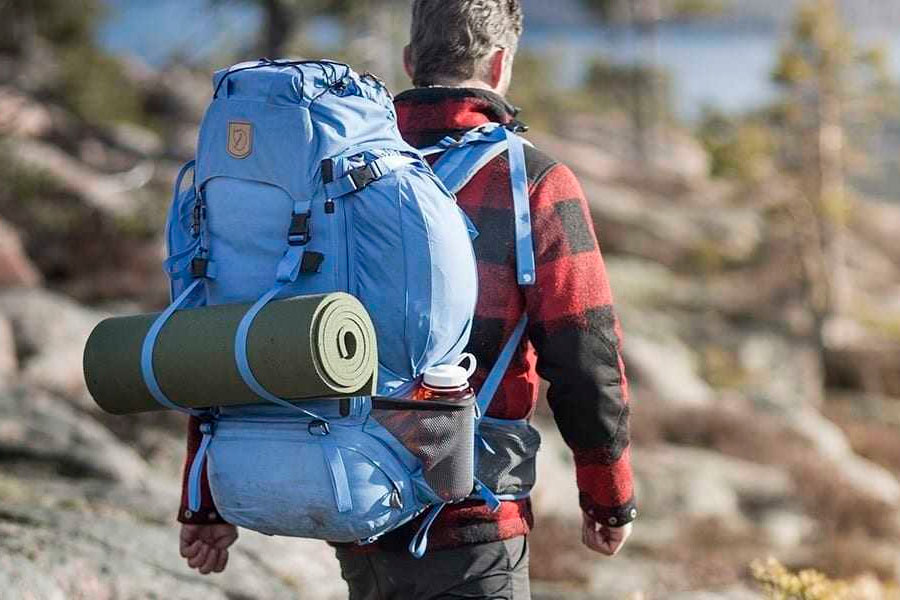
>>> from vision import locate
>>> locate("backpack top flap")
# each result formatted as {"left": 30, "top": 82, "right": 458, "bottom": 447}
{"left": 196, "top": 60, "right": 415, "bottom": 204}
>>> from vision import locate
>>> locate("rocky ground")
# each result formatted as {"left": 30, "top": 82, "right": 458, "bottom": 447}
{"left": 2, "top": 62, "right": 900, "bottom": 599}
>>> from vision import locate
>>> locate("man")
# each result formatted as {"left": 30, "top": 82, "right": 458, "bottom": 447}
{"left": 178, "top": 0, "right": 635, "bottom": 595}
{"left": 335, "top": 1, "right": 635, "bottom": 597}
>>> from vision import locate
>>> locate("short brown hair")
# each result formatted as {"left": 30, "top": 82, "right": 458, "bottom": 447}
{"left": 409, "top": 0, "right": 524, "bottom": 87}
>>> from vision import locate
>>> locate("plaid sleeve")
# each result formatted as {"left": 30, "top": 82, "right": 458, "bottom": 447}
{"left": 524, "top": 162, "right": 637, "bottom": 528}
{"left": 178, "top": 416, "right": 227, "bottom": 525}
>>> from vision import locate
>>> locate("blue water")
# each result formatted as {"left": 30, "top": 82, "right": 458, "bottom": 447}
{"left": 96, "top": 1, "right": 900, "bottom": 121}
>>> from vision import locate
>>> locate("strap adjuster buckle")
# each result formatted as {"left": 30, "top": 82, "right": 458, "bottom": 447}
{"left": 288, "top": 211, "right": 311, "bottom": 246}
{"left": 348, "top": 164, "right": 379, "bottom": 191}
{"left": 308, "top": 419, "right": 330, "bottom": 436}
{"left": 190, "top": 256, "right": 209, "bottom": 278}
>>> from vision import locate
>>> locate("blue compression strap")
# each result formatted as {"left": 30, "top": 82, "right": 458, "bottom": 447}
{"left": 324, "top": 155, "right": 417, "bottom": 199}
{"left": 233, "top": 199, "right": 327, "bottom": 421}
{"left": 234, "top": 282, "right": 326, "bottom": 421}
{"left": 476, "top": 314, "right": 528, "bottom": 418}
{"left": 140, "top": 279, "right": 205, "bottom": 416}
{"left": 187, "top": 421, "right": 214, "bottom": 512}
{"left": 409, "top": 503, "right": 446, "bottom": 558}
{"left": 505, "top": 130, "right": 536, "bottom": 286}
{"left": 321, "top": 437, "right": 353, "bottom": 514}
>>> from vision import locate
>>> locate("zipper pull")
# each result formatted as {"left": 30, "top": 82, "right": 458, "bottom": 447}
{"left": 325, "top": 199, "right": 335, "bottom": 214}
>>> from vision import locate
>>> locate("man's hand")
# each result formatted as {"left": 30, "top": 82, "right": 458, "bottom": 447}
{"left": 581, "top": 512, "right": 632, "bottom": 557}
{"left": 180, "top": 524, "right": 238, "bottom": 575}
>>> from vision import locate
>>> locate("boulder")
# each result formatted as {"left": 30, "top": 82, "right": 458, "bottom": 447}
{"left": 787, "top": 407, "right": 900, "bottom": 506}
{"left": 739, "top": 332, "right": 825, "bottom": 410}
{"left": 633, "top": 446, "right": 795, "bottom": 523}
{"left": 0, "top": 505, "right": 310, "bottom": 600}
{"left": 622, "top": 331, "right": 715, "bottom": 409}
{"left": 0, "top": 388, "right": 150, "bottom": 487}
{"left": 0, "top": 288, "right": 107, "bottom": 400}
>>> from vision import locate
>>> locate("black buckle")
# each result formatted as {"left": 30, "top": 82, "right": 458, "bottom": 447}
{"left": 308, "top": 419, "right": 330, "bottom": 436}
{"left": 348, "top": 164, "right": 378, "bottom": 191}
{"left": 506, "top": 119, "right": 529, "bottom": 133}
{"left": 190, "top": 256, "right": 209, "bottom": 278}
{"left": 288, "top": 212, "right": 311, "bottom": 246}
{"left": 300, "top": 251, "right": 325, "bottom": 273}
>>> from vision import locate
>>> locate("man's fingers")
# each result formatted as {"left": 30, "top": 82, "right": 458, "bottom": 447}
{"left": 180, "top": 525, "right": 199, "bottom": 544}
{"left": 582, "top": 524, "right": 614, "bottom": 556}
{"left": 181, "top": 539, "right": 203, "bottom": 559}
{"left": 213, "top": 550, "right": 229, "bottom": 573}
{"left": 212, "top": 530, "right": 238, "bottom": 550}
{"left": 188, "top": 544, "right": 211, "bottom": 569}
{"left": 198, "top": 549, "right": 221, "bottom": 575}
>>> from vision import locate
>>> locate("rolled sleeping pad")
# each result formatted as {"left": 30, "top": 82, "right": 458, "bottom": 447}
{"left": 83, "top": 293, "right": 378, "bottom": 414}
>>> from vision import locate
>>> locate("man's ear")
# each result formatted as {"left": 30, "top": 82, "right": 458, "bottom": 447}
{"left": 403, "top": 45, "right": 415, "bottom": 82}
{"left": 487, "top": 48, "right": 509, "bottom": 92}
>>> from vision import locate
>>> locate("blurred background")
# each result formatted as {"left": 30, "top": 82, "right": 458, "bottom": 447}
{"left": 2, "top": 0, "right": 900, "bottom": 598}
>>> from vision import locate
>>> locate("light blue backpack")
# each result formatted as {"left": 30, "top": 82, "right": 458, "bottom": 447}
{"left": 150, "top": 60, "right": 540, "bottom": 557}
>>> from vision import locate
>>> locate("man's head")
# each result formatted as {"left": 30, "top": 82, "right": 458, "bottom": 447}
{"left": 405, "top": 0, "right": 523, "bottom": 96}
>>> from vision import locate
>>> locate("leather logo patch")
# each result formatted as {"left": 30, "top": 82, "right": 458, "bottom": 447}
{"left": 227, "top": 121, "right": 252, "bottom": 159}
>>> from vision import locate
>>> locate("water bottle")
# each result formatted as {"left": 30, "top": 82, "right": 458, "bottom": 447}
{"left": 412, "top": 353, "right": 477, "bottom": 404}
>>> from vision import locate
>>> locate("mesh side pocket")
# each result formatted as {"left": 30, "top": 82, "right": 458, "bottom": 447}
{"left": 371, "top": 398, "right": 475, "bottom": 502}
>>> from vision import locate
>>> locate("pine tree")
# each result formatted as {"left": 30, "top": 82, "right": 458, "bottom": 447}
{"left": 772, "top": 0, "right": 889, "bottom": 352}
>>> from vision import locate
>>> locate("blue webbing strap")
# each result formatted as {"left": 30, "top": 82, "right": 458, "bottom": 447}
{"left": 321, "top": 437, "right": 353, "bottom": 514}
{"left": 473, "top": 478, "right": 502, "bottom": 512}
{"left": 140, "top": 279, "right": 206, "bottom": 417}
{"left": 432, "top": 138, "right": 509, "bottom": 194}
{"left": 476, "top": 314, "right": 529, "bottom": 418}
{"left": 504, "top": 130, "right": 536, "bottom": 286}
{"left": 187, "top": 420, "right": 214, "bottom": 512}
{"left": 163, "top": 240, "right": 200, "bottom": 282}
{"left": 324, "top": 155, "right": 417, "bottom": 199}
{"left": 233, "top": 198, "right": 326, "bottom": 422}
{"left": 165, "top": 161, "right": 199, "bottom": 290}
{"left": 409, "top": 502, "right": 446, "bottom": 559}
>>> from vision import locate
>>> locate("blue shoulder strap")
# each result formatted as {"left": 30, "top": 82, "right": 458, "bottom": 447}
{"left": 476, "top": 314, "right": 528, "bottom": 418}
{"left": 430, "top": 126, "right": 536, "bottom": 286}
{"left": 425, "top": 123, "right": 537, "bottom": 419}
{"left": 504, "top": 130, "right": 536, "bottom": 286}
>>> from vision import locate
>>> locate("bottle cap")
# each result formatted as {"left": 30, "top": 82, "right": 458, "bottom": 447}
{"left": 423, "top": 353, "right": 477, "bottom": 390}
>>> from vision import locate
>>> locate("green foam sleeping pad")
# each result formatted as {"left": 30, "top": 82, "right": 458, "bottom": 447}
{"left": 83, "top": 293, "right": 378, "bottom": 415}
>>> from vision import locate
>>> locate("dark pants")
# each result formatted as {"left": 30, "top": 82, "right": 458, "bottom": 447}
{"left": 335, "top": 536, "right": 531, "bottom": 600}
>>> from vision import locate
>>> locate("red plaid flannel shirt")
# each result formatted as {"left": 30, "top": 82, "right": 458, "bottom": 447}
{"left": 178, "top": 87, "right": 636, "bottom": 550}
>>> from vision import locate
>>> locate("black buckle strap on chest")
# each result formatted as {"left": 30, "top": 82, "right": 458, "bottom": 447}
{"left": 288, "top": 211, "right": 311, "bottom": 246}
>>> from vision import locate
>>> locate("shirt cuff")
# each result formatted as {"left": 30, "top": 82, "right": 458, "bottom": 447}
{"left": 177, "top": 507, "right": 229, "bottom": 525}
{"left": 579, "top": 492, "right": 637, "bottom": 528}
